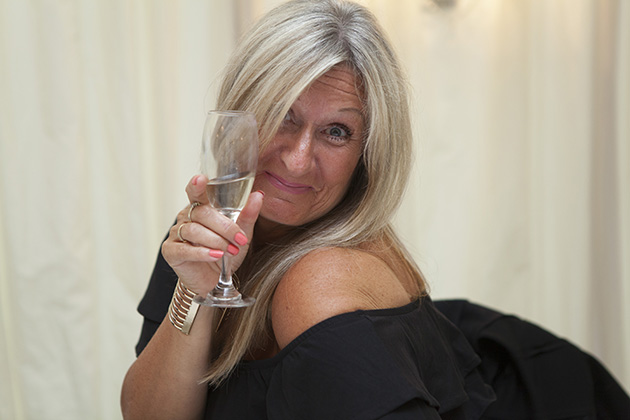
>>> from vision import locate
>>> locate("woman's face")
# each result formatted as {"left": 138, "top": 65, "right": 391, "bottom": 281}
{"left": 253, "top": 65, "right": 365, "bottom": 231}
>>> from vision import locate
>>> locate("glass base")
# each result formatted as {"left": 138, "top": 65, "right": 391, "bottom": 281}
{"left": 193, "top": 289, "right": 255, "bottom": 308}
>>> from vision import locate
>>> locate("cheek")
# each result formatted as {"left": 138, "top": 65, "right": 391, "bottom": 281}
{"left": 256, "top": 150, "right": 270, "bottom": 168}
{"left": 338, "top": 148, "right": 362, "bottom": 180}
{"left": 256, "top": 142, "right": 280, "bottom": 169}
{"left": 330, "top": 167, "right": 354, "bottom": 190}
{"left": 325, "top": 154, "right": 361, "bottom": 194}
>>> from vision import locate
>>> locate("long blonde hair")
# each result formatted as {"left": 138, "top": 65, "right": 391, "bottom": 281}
{"left": 204, "top": 0, "right": 425, "bottom": 385}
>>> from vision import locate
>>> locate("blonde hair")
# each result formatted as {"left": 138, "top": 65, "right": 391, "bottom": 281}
{"left": 204, "top": 0, "right": 425, "bottom": 385}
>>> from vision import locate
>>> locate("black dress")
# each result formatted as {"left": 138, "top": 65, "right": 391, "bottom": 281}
{"left": 203, "top": 298, "right": 496, "bottom": 419}
{"left": 434, "top": 300, "right": 630, "bottom": 419}
{"left": 135, "top": 246, "right": 630, "bottom": 419}
{"left": 135, "top": 249, "right": 495, "bottom": 419}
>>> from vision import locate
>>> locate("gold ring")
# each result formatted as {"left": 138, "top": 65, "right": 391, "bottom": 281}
{"left": 177, "top": 223, "right": 188, "bottom": 243}
{"left": 188, "top": 202, "right": 201, "bottom": 222}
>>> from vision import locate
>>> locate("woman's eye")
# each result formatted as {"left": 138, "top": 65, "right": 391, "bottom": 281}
{"left": 324, "top": 125, "right": 351, "bottom": 141}
{"left": 279, "top": 112, "right": 295, "bottom": 132}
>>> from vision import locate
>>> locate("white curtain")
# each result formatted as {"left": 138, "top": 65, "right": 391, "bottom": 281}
{"left": 0, "top": 0, "right": 627, "bottom": 418}
{"left": 389, "top": 0, "right": 630, "bottom": 396}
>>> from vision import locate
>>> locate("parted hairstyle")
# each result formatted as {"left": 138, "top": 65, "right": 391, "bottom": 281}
{"left": 204, "top": 0, "right": 426, "bottom": 385}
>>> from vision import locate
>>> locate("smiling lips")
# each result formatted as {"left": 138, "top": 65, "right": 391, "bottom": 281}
{"left": 264, "top": 171, "right": 313, "bottom": 194}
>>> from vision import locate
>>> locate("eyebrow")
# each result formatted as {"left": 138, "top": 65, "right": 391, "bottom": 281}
{"left": 338, "top": 107, "right": 365, "bottom": 123}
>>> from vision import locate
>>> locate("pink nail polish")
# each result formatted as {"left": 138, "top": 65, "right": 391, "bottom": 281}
{"left": 256, "top": 190, "right": 265, "bottom": 197}
{"left": 192, "top": 175, "right": 201, "bottom": 186}
{"left": 234, "top": 232, "right": 248, "bottom": 246}
{"left": 227, "top": 244, "right": 239, "bottom": 256}
{"left": 209, "top": 249, "right": 224, "bottom": 258}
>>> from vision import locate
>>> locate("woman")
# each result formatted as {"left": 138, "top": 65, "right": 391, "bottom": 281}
{"left": 121, "top": 0, "right": 495, "bottom": 419}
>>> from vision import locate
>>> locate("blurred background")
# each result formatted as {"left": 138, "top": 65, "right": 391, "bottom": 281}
{"left": 1, "top": 0, "right": 628, "bottom": 418}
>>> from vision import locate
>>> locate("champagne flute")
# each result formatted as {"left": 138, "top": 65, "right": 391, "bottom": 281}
{"left": 193, "top": 110, "right": 258, "bottom": 308}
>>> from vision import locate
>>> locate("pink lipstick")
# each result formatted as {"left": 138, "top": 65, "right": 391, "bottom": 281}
{"left": 264, "top": 171, "right": 312, "bottom": 194}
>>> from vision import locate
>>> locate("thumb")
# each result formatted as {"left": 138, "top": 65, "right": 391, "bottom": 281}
{"left": 237, "top": 190, "right": 264, "bottom": 240}
{"left": 185, "top": 174, "right": 210, "bottom": 205}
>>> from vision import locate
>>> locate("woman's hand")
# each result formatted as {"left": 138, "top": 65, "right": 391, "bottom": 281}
{"left": 161, "top": 174, "right": 264, "bottom": 295}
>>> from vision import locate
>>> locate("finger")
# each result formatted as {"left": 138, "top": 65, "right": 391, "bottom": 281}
{"left": 178, "top": 219, "right": 244, "bottom": 257}
{"left": 183, "top": 203, "right": 243, "bottom": 249}
{"left": 163, "top": 229, "right": 225, "bottom": 263}
{"left": 185, "top": 174, "right": 209, "bottom": 205}
{"left": 236, "top": 190, "right": 265, "bottom": 244}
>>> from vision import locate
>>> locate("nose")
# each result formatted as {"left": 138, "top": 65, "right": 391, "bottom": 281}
{"left": 280, "top": 128, "right": 315, "bottom": 176}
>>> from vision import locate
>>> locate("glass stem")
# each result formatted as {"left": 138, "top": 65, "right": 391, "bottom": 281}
{"left": 217, "top": 255, "right": 234, "bottom": 290}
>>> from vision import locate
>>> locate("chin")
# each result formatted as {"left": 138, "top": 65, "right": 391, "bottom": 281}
{"left": 260, "top": 212, "right": 305, "bottom": 228}
{"left": 258, "top": 197, "right": 302, "bottom": 225}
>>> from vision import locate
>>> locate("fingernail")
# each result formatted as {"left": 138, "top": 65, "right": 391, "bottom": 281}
{"left": 209, "top": 249, "right": 224, "bottom": 258}
{"left": 256, "top": 190, "right": 265, "bottom": 197}
{"left": 234, "top": 232, "right": 248, "bottom": 246}
{"left": 227, "top": 244, "right": 239, "bottom": 256}
{"left": 192, "top": 175, "right": 201, "bottom": 186}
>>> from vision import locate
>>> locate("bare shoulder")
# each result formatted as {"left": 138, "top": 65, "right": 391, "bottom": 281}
{"left": 271, "top": 247, "right": 410, "bottom": 349}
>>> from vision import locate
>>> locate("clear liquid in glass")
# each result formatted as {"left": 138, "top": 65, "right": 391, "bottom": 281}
{"left": 205, "top": 171, "right": 255, "bottom": 222}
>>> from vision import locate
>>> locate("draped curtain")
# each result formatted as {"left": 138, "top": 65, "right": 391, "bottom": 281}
{"left": 0, "top": 0, "right": 627, "bottom": 418}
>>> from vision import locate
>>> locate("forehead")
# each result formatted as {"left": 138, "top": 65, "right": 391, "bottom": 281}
{"left": 312, "top": 65, "right": 361, "bottom": 97}
{"left": 296, "top": 65, "right": 365, "bottom": 118}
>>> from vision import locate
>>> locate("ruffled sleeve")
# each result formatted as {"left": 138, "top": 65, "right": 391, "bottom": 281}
{"left": 248, "top": 298, "right": 495, "bottom": 420}
{"left": 265, "top": 314, "right": 441, "bottom": 419}
{"left": 366, "top": 299, "right": 496, "bottom": 418}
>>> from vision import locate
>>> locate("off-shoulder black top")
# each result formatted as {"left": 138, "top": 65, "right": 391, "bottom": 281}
{"left": 135, "top": 247, "right": 630, "bottom": 418}
{"left": 135, "top": 250, "right": 496, "bottom": 419}
{"left": 202, "top": 297, "right": 496, "bottom": 419}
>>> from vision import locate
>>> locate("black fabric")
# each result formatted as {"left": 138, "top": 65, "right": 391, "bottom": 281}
{"left": 135, "top": 238, "right": 178, "bottom": 356}
{"left": 205, "top": 298, "right": 495, "bottom": 420}
{"left": 434, "top": 300, "right": 630, "bottom": 420}
{"left": 134, "top": 244, "right": 630, "bottom": 419}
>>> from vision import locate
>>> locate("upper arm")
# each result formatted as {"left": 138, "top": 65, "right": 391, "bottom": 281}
{"left": 271, "top": 247, "right": 410, "bottom": 349}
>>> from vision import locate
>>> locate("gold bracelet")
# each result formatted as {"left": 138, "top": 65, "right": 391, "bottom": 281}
{"left": 168, "top": 280, "right": 200, "bottom": 335}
